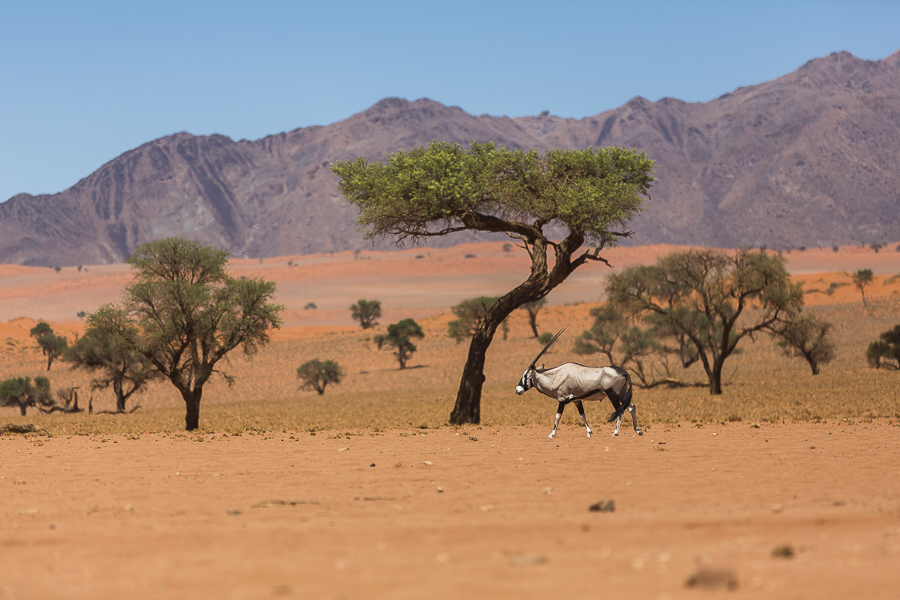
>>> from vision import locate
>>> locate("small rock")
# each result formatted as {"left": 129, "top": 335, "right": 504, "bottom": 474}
{"left": 771, "top": 544, "right": 795, "bottom": 559}
{"left": 685, "top": 567, "right": 738, "bottom": 590}
{"left": 589, "top": 499, "right": 615, "bottom": 512}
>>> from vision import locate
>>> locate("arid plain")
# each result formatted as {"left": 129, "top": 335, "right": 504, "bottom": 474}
{"left": 2, "top": 242, "right": 900, "bottom": 599}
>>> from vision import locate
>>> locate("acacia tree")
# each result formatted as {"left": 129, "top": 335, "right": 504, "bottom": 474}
{"left": 768, "top": 312, "right": 836, "bottom": 375}
{"left": 350, "top": 299, "right": 382, "bottom": 329}
{"left": 605, "top": 248, "right": 804, "bottom": 394}
{"left": 297, "top": 359, "right": 344, "bottom": 394}
{"left": 572, "top": 304, "right": 667, "bottom": 386}
{"left": 65, "top": 305, "right": 160, "bottom": 412}
{"left": 91, "top": 238, "right": 283, "bottom": 430}
{"left": 374, "top": 318, "right": 425, "bottom": 369}
{"left": 29, "top": 322, "right": 68, "bottom": 371}
{"left": 521, "top": 298, "right": 547, "bottom": 338}
{"left": 852, "top": 268, "right": 874, "bottom": 307}
{"left": 332, "top": 141, "right": 653, "bottom": 424}
{"left": 866, "top": 324, "right": 900, "bottom": 370}
{"left": 0, "top": 376, "right": 53, "bottom": 415}
{"left": 447, "top": 297, "right": 509, "bottom": 343}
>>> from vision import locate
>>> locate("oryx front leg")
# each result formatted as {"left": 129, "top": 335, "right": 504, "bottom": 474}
{"left": 549, "top": 401, "right": 567, "bottom": 439}
{"left": 574, "top": 400, "right": 592, "bottom": 437}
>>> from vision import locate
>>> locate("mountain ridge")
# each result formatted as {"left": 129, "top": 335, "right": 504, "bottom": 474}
{"left": 2, "top": 49, "right": 898, "bottom": 266}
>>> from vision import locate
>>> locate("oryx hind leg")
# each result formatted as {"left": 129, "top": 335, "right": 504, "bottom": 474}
{"left": 628, "top": 404, "right": 643, "bottom": 436}
{"left": 574, "top": 400, "right": 592, "bottom": 437}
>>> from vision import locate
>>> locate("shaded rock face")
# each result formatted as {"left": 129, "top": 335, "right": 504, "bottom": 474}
{"left": 2, "top": 50, "right": 899, "bottom": 266}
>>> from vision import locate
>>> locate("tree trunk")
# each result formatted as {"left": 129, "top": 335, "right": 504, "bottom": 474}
{"left": 450, "top": 328, "right": 491, "bottom": 424}
{"left": 709, "top": 359, "right": 724, "bottom": 394}
{"left": 448, "top": 233, "right": 585, "bottom": 425}
{"left": 183, "top": 388, "right": 203, "bottom": 431}
{"left": 114, "top": 380, "right": 126, "bottom": 413}
{"left": 804, "top": 352, "right": 820, "bottom": 375}
{"left": 19, "top": 403, "right": 27, "bottom": 416}
{"left": 528, "top": 312, "right": 539, "bottom": 338}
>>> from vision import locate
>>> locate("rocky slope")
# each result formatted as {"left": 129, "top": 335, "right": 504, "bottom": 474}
{"left": 1, "top": 50, "right": 898, "bottom": 266}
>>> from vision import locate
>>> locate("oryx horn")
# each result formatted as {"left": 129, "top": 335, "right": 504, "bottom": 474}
{"left": 529, "top": 327, "right": 566, "bottom": 368}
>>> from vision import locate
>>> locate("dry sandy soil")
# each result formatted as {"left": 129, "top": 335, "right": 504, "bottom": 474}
{"left": 2, "top": 424, "right": 900, "bottom": 600}
{"left": 2, "top": 242, "right": 900, "bottom": 599}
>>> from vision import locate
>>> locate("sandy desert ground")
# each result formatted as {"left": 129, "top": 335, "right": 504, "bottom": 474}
{"left": 1, "top": 241, "right": 900, "bottom": 599}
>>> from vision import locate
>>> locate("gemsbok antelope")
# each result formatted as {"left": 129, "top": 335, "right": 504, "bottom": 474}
{"left": 515, "top": 329, "right": 642, "bottom": 438}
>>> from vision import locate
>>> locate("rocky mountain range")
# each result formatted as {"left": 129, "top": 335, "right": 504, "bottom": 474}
{"left": 1, "top": 49, "right": 898, "bottom": 266}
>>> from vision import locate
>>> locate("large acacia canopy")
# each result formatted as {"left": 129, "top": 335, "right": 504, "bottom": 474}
{"left": 332, "top": 141, "right": 654, "bottom": 424}
{"left": 333, "top": 141, "right": 653, "bottom": 250}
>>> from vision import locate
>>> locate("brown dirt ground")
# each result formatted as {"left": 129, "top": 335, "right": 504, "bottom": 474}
{"left": 2, "top": 423, "right": 900, "bottom": 599}
{"left": 2, "top": 242, "right": 900, "bottom": 599}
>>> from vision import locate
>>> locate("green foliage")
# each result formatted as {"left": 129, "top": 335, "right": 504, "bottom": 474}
{"left": 537, "top": 331, "right": 554, "bottom": 345}
{"left": 770, "top": 312, "right": 836, "bottom": 375}
{"left": 99, "top": 237, "right": 283, "bottom": 430}
{"left": 65, "top": 305, "right": 161, "bottom": 412}
{"left": 866, "top": 324, "right": 900, "bottom": 370}
{"left": 29, "top": 321, "right": 68, "bottom": 371}
{"left": 852, "top": 268, "right": 874, "bottom": 306}
{"left": 374, "top": 318, "right": 425, "bottom": 369}
{"left": 297, "top": 359, "right": 345, "bottom": 395}
{"left": 0, "top": 376, "right": 54, "bottom": 416}
{"left": 605, "top": 248, "right": 804, "bottom": 394}
{"left": 447, "top": 297, "right": 508, "bottom": 343}
{"left": 332, "top": 141, "right": 653, "bottom": 247}
{"left": 350, "top": 299, "right": 382, "bottom": 329}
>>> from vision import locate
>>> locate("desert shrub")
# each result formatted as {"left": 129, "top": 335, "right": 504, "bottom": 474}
{"left": 29, "top": 322, "right": 68, "bottom": 371}
{"left": 297, "top": 359, "right": 344, "bottom": 395}
{"left": 374, "top": 318, "right": 424, "bottom": 369}
{"left": 866, "top": 324, "right": 900, "bottom": 370}
{"left": 0, "top": 376, "right": 54, "bottom": 416}
{"left": 350, "top": 299, "right": 382, "bottom": 329}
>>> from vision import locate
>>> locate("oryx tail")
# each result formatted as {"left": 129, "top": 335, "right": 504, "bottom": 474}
{"left": 606, "top": 367, "right": 633, "bottom": 424}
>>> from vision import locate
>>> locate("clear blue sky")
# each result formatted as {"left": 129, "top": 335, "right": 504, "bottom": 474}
{"left": 2, "top": 0, "right": 898, "bottom": 203}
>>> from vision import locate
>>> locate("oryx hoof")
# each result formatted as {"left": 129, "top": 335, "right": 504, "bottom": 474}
{"left": 548, "top": 433, "right": 556, "bottom": 439}
{"left": 637, "top": 430, "right": 643, "bottom": 436}
{"left": 612, "top": 432, "right": 619, "bottom": 437}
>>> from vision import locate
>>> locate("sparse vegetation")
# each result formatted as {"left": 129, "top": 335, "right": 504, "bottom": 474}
{"left": 852, "top": 268, "right": 874, "bottom": 307}
{"left": 297, "top": 359, "right": 344, "bottom": 395}
{"left": 86, "top": 237, "right": 283, "bottom": 430}
{"left": 606, "top": 248, "right": 804, "bottom": 394}
{"left": 448, "top": 297, "right": 509, "bottom": 343}
{"left": 866, "top": 324, "right": 900, "bottom": 370}
{"left": 29, "top": 321, "right": 68, "bottom": 371}
{"left": 520, "top": 298, "right": 547, "bottom": 338}
{"left": 65, "top": 306, "right": 161, "bottom": 412}
{"left": 374, "top": 318, "right": 424, "bottom": 369}
{"left": 0, "top": 376, "right": 53, "bottom": 415}
{"left": 769, "top": 312, "right": 836, "bottom": 375}
{"left": 350, "top": 299, "right": 382, "bottom": 330}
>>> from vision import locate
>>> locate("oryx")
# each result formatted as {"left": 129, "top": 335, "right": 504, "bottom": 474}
{"left": 515, "top": 329, "right": 642, "bottom": 438}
